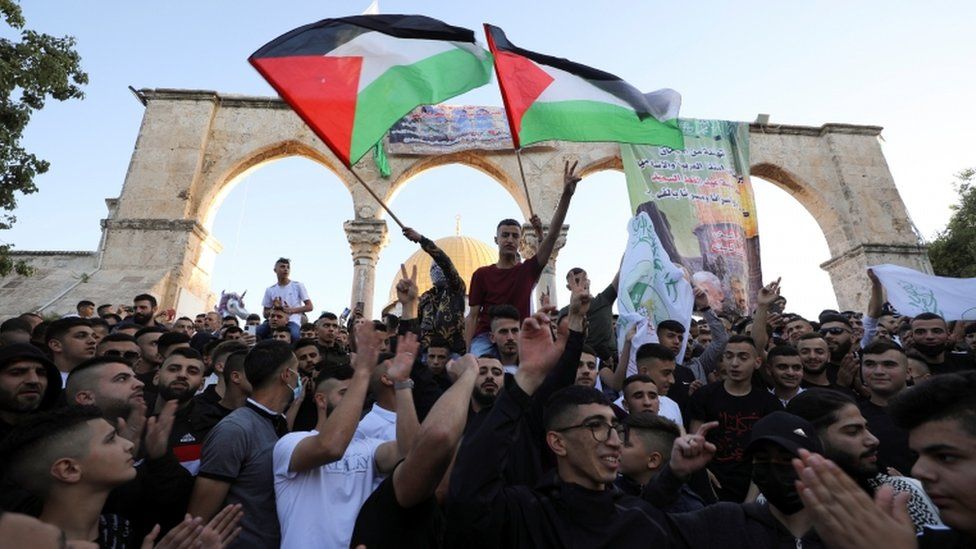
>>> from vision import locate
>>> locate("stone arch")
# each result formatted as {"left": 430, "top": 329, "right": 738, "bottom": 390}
{"left": 5, "top": 90, "right": 929, "bottom": 318}
{"left": 196, "top": 139, "right": 354, "bottom": 231}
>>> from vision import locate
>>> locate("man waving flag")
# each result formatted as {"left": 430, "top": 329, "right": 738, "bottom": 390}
{"left": 484, "top": 24, "right": 683, "bottom": 150}
{"left": 250, "top": 15, "right": 493, "bottom": 167}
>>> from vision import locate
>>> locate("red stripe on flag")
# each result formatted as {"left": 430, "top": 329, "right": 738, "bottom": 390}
{"left": 492, "top": 51, "right": 553, "bottom": 139}
{"left": 249, "top": 55, "right": 362, "bottom": 166}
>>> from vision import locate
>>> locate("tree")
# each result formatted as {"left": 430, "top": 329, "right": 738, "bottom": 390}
{"left": 928, "top": 168, "right": 976, "bottom": 278}
{"left": 0, "top": 0, "right": 87, "bottom": 276}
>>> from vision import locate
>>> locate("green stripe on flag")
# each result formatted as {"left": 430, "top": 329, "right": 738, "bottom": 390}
{"left": 518, "top": 100, "right": 684, "bottom": 150}
{"left": 349, "top": 48, "right": 493, "bottom": 165}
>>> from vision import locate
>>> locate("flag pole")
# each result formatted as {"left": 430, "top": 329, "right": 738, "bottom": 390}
{"left": 347, "top": 166, "right": 406, "bottom": 230}
{"left": 514, "top": 148, "right": 535, "bottom": 218}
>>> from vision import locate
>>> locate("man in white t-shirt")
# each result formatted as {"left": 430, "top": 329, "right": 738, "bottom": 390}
{"left": 259, "top": 258, "right": 312, "bottom": 341}
{"left": 273, "top": 325, "right": 419, "bottom": 549}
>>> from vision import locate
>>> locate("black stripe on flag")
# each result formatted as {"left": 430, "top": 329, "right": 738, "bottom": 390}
{"left": 252, "top": 15, "right": 478, "bottom": 59}
{"left": 485, "top": 24, "right": 656, "bottom": 120}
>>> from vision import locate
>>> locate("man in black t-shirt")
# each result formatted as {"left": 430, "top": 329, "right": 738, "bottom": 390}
{"left": 911, "top": 313, "right": 975, "bottom": 375}
{"left": 689, "top": 335, "right": 783, "bottom": 502}
{"left": 857, "top": 340, "right": 915, "bottom": 475}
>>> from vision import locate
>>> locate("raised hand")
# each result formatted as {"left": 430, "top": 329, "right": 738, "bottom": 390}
{"left": 402, "top": 227, "right": 423, "bottom": 243}
{"left": 447, "top": 353, "right": 478, "bottom": 381}
{"left": 692, "top": 286, "right": 710, "bottom": 311}
{"left": 568, "top": 275, "right": 592, "bottom": 331}
{"left": 388, "top": 332, "right": 420, "bottom": 383}
{"left": 352, "top": 322, "right": 382, "bottom": 374}
{"left": 529, "top": 214, "right": 544, "bottom": 241}
{"left": 514, "top": 311, "right": 568, "bottom": 395}
{"left": 142, "top": 515, "right": 203, "bottom": 549}
{"left": 670, "top": 421, "right": 718, "bottom": 479}
{"left": 793, "top": 450, "right": 916, "bottom": 549}
{"left": 757, "top": 277, "right": 782, "bottom": 307}
{"left": 396, "top": 263, "right": 419, "bottom": 305}
{"left": 199, "top": 503, "right": 244, "bottom": 548}
{"left": 144, "top": 399, "right": 178, "bottom": 460}
{"left": 117, "top": 399, "right": 148, "bottom": 455}
{"left": 836, "top": 351, "right": 859, "bottom": 388}
{"left": 563, "top": 159, "right": 581, "bottom": 195}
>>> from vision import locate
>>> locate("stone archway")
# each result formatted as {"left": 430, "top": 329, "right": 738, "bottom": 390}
{"left": 0, "top": 89, "right": 929, "bottom": 316}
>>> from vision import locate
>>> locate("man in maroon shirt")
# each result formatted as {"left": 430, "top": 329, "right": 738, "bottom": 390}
{"left": 464, "top": 161, "right": 581, "bottom": 357}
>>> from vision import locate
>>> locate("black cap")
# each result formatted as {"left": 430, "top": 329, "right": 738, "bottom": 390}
{"left": 746, "top": 411, "right": 822, "bottom": 457}
{"left": 818, "top": 313, "right": 851, "bottom": 329}
{"left": 0, "top": 343, "right": 56, "bottom": 372}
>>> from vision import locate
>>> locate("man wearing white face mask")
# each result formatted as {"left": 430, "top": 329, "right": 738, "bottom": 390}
{"left": 402, "top": 227, "right": 467, "bottom": 355}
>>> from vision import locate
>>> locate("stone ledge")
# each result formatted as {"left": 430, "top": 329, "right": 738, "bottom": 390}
{"left": 8, "top": 250, "right": 96, "bottom": 257}
{"left": 820, "top": 243, "right": 929, "bottom": 270}
{"left": 750, "top": 122, "right": 883, "bottom": 137}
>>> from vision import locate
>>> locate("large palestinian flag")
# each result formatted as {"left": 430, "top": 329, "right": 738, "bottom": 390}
{"left": 484, "top": 24, "right": 683, "bottom": 150}
{"left": 250, "top": 15, "right": 493, "bottom": 166}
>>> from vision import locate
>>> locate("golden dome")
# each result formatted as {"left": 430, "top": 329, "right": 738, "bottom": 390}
{"left": 388, "top": 234, "right": 498, "bottom": 305}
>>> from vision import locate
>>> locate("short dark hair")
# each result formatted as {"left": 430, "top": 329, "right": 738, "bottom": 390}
{"left": 543, "top": 385, "right": 611, "bottom": 431}
{"left": 134, "top": 326, "right": 167, "bottom": 342}
{"left": 580, "top": 344, "right": 597, "bottom": 357}
{"left": 889, "top": 371, "right": 976, "bottom": 436}
{"left": 76, "top": 300, "right": 95, "bottom": 309}
{"left": 246, "top": 314, "right": 261, "bottom": 322}
{"left": 371, "top": 320, "right": 387, "bottom": 332}
{"left": 427, "top": 337, "right": 450, "bottom": 350}
{"left": 244, "top": 340, "right": 294, "bottom": 390}
{"left": 275, "top": 257, "right": 290, "bottom": 265}
{"left": 725, "top": 334, "right": 758, "bottom": 350}
{"left": 623, "top": 374, "right": 656, "bottom": 393}
{"left": 861, "top": 339, "right": 904, "bottom": 358}
{"left": 97, "top": 332, "right": 138, "bottom": 347}
{"left": 66, "top": 356, "right": 134, "bottom": 401}
{"left": 293, "top": 338, "right": 318, "bottom": 352}
{"left": 45, "top": 317, "right": 93, "bottom": 345}
{"left": 623, "top": 412, "right": 680, "bottom": 457}
{"left": 0, "top": 317, "right": 31, "bottom": 334}
{"left": 766, "top": 345, "right": 799, "bottom": 365}
{"left": 315, "top": 363, "right": 355, "bottom": 392}
{"left": 0, "top": 405, "right": 105, "bottom": 496}
{"left": 102, "top": 313, "right": 122, "bottom": 324}
{"left": 657, "top": 320, "right": 684, "bottom": 335}
{"left": 496, "top": 218, "right": 521, "bottom": 231}
{"left": 798, "top": 331, "right": 826, "bottom": 342}
{"left": 222, "top": 350, "right": 248, "bottom": 386}
{"left": 272, "top": 326, "right": 292, "bottom": 336}
{"left": 911, "top": 312, "right": 946, "bottom": 326}
{"left": 224, "top": 326, "right": 243, "bottom": 336}
{"left": 300, "top": 323, "right": 316, "bottom": 332}
{"left": 317, "top": 312, "right": 338, "bottom": 321}
{"left": 97, "top": 304, "right": 114, "bottom": 315}
{"left": 133, "top": 294, "right": 157, "bottom": 307}
{"left": 488, "top": 304, "right": 520, "bottom": 323}
{"left": 565, "top": 267, "right": 585, "bottom": 281}
{"left": 157, "top": 331, "right": 191, "bottom": 356}
{"left": 165, "top": 347, "right": 203, "bottom": 362}
{"left": 635, "top": 343, "right": 675, "bottom": 363}
{"left": 211, "top": 340, "right": 248, "bottom": 369}
{"left": 819, "top": 314, "right": 851, "bottom": 329}
{"left": 786, "top": 389, "right": 857, "bottom": 432}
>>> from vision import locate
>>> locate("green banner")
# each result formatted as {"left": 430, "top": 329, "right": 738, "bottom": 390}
{"left": 621, "top": 119, "right": 761, "bottom": 317}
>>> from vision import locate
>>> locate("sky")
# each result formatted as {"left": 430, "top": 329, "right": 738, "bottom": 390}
{"left": 4, "top": 1, "right": 974, "bottom": 320}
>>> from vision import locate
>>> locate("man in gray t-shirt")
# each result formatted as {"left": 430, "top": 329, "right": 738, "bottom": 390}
{"left": 189, "top": 340, "right": 298, "bottom": 549}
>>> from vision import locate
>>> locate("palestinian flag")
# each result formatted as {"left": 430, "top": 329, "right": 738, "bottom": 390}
{"left": 484, "top": 24, "right": 683, "bottom": 150}
{"left": 250, "top": 15, "right": 493, "bottom": 166}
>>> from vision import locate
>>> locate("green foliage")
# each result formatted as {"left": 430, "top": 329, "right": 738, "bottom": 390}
{"left": 928, "top": 168, "right": 976, "bottom": 278}
{"left": 0, "top": 0, "right": 87, "bottom": 276}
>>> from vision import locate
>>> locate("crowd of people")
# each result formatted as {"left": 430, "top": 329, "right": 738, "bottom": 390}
{"left": 0, "top": 163, "right": 974, "bottom": 548}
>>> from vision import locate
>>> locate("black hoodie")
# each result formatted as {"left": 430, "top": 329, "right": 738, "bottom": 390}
{"left": 447, "top": 376, "right": 671, "bottom": 549}
{"left": 0, "top": 343, "right": 63, "bottom": 441}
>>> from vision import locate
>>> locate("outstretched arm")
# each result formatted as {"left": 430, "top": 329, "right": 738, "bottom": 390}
{"left": 391, "top": 354, "right": 479, "bottom": 508}
{"left": 534, "top": 161, "right": 581, "bottom": 266}
{"left": 376, "top": 333, "right": 421, "bottom": 473}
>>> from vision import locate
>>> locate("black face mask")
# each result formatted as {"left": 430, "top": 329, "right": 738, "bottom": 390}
{"left": 913, "top": 341, "right": 945, "bottom": 358}
{"left": 752, "top": 462, "right": 804, "bottom": 515}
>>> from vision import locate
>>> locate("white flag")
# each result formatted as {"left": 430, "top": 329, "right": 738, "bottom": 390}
{"left": 362, "top": 0, "right": 380, "bottom": 14}
{"left": 871, "top": 264, "right": 976, "bottom": 320}
{"left": 617, "top": 212, "right": 694, "bottom": 372}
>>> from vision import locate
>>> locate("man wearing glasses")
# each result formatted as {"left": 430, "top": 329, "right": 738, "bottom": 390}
{"left": 96, "top": 333, "right": 143, "bottom": 366}
{"left": 448, "top": 311, "right": 714, "bottom": 547}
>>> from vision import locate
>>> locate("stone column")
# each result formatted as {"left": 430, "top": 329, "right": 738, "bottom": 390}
{"left": 343, "top": 219, "right": 389, "bottom": 316}
{"left": 820, "top": 243, "right": 931, "bottom": 311}
{"left": 521, "top": 223, "right": 570, "bottom": 309}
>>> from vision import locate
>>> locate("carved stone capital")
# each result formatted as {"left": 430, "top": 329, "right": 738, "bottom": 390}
{"left": 519, "top": 223, "right": 569, "bottom": 266}
{"left": 343, "top": 219, "right": 389, "bottom": 262}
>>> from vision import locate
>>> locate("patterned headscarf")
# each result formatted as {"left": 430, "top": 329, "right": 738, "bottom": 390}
{"left": 430, "top": 263, "right": 447, "bottom": 289}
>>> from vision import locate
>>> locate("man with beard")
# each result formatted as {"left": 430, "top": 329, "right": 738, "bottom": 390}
{"left": 488, "top": 305, "right": 520, "bottom": 371}
{"left": 471, "top": 357, "right": 503, "bottom": 414}
{"left": 787, "top": 388, "right": 944, "bottom": 533}
{"left": 314, "top": 312, "right": 349, "bottom": 369}
{"left": 911, "top": 312, "right": 974, "bottom": 375}
{"left": 291, "top": 338, "right": 324, "bottom": 432}
{"left": 97, "top": 332, "right": 142, "bottom": 364}
{"left": 796, "top": 333, "right": 846, "bottom": 391}
{"left": 150, "top": 348, "right": 208, "bottom": 474}
{"left": 133, "top": 326, "right": 167, "bottom": 386}
{"left": 573, "top": 345, "right": 599, "bottom": 388}
{"left": 857, "top": 340, "right": 915, "bottom": 475}
{"left": 0, "top": 344, "right": 62, "bottom": 441}
{"left": 117, "top": 293, "right": 165, "bottom": 329}
{"left": 45, "top": 317, "right": 97, "bottom": 385}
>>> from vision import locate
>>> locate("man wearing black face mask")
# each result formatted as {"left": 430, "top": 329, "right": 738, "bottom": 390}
{"left": 910, "top": 313, "right": 974, "bottom": 375}
{"left": 657, "top": 411, "right": 826, "bottom": 548}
